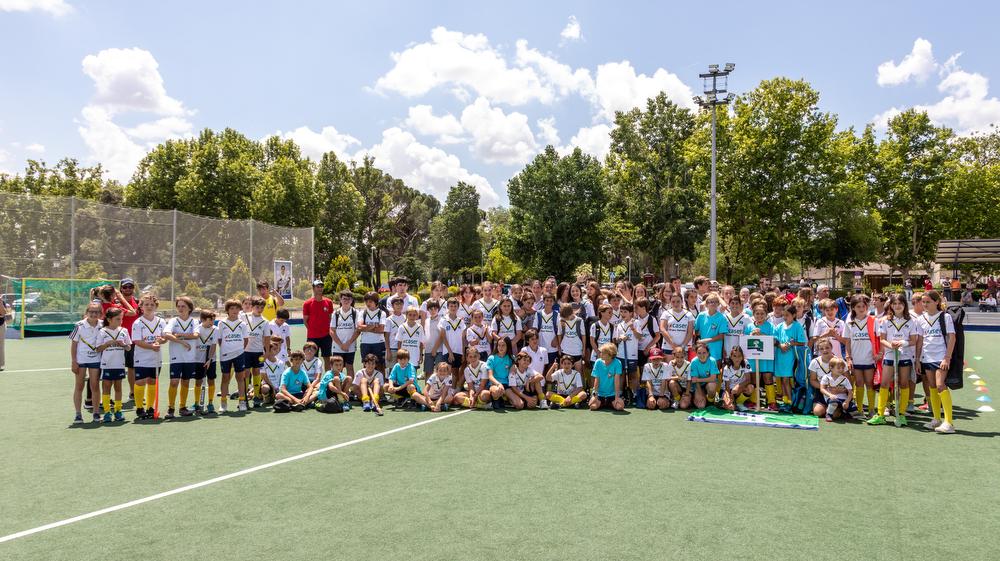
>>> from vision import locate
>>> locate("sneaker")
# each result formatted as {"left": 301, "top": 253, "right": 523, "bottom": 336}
{"left": 74, "top": 413, "right": 84, "bottom": 424}
{"left": 442, "top": 404, "right": 450, "bottom": 411}
{"left": 896, "top": 414, "right": 908, "bottom": 427}
{"left": 867, "top": 415, "right": 887, "bottom": 426}
{"left": 253, "top": 398, "right": 262, "bottom": 409}
{"left": 92, "top": 413, "right": 101, "bottom": 423}
{"left": 934, "top": 422, "right": 955, "bottom": 434}
{"left": 825, "top": 415, "right": 834, "bottom": 422}
{"left": 237, "top": 402, "right": 247, "bottom": 412}
{"left": 164, "top": 408, "right": 176, "bottom": 420}
{"left": 114, "top": 411, "right": 125, "bottom": 422}
{"left": 342, "top": 402, "right": 351, "bottom": 412}
{"left": 193, "top": 403, "right": 203, "bottom": 414}
{"left": 103, "top": 412, "right": 112, "bottom": 423}
{"left": 218, "top": 403, "right": 228, "bottom": 414}
{"left": 206, "top": 403, "right": 216, "bottom": 414}
{"left": 135, "top": 407, "right": 145, "bottom": 419}
{"left": 419, "top": 404, "right": 427, "bottom": 411}
{"left": 539, "top": 400, "right": 549, "bottom": 410}
{"left": 672, "top": 400, "right": 680, "bottom": 410}
{"left": 229, "top": 391, "right": 239, "bottom": 400}
{"left": 736, "top": 403, "right": 749, "bottom": 412}
{"left": 84, "top": 403, "right": 93, "bottom": 411}
{"left": 362, "top": 403, "right": 371, "bottom": 412}
{"left": 924, "top": 418, "right": 942, "bottom": 430}
{"left": 906, "top": 402, "right": 915, "bottom": 415}
{"left": 291, "top": 403, "right": 305, "bottom": 412}
{"left": 767, "top": 404, "right": 779, "bottom": 412}
{"left": 179, "top": 407, "right": 193, "bottom": 417}
{"left": 376, "top": 409, "right": 384, "bottom": 416}
{"left": 917, "top": 403, "right": 929, "bottom": 412}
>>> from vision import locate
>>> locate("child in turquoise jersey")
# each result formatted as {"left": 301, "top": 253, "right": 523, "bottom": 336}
{"left": 588, "top": 342, "right": 624, "bottom": 411}
{"left": 694, "top": 293, "right": 728, "bottom": 368}
{"left": 774, "top": 304, "right": 807, "bottom": 412}
{"left": 688, "top": 342, "right": 720, "bottom": 408}
{"left": 311, "top": 356, "right": 352, "bottom": 412}
{"left": 275, "top": 351, "right": 315, "bottom": 412}
{"left": 386, "top": 349, "right": 430, "bottom": 410}
{"left": 744, "top": 302, "right": 778, "bottom": 411}
{"left": 486, "top": 337, "right": 515, "bottom": 410}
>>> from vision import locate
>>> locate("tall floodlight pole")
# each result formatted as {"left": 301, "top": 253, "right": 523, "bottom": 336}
{"left": 694, "top": 63, "right": 735, "bottom": 281}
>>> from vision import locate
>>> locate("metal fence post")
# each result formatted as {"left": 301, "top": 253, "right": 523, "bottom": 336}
{"left": 310, "top": 226, "right": 315, "bottom": 283}
{"left": 171, "top": 209, "right": 177, "bottom": 301}
{"left": 248, "top": 219, "right": 254, "bottom": 293}
{"left": 70, "top": 196, "right": 76, "bottom": 279}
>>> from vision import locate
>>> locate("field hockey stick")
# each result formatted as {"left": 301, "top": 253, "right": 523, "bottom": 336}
{"left": 153, "top": 366, "right": 160, "bottom": 419}
{"left": 754, "top": 358, "right": 761, "bottom": 411}
{"left": 893, "top": 347, "right": 901, "bottom": 427}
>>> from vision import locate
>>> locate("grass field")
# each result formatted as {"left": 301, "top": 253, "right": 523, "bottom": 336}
{"left": 1, "top": 327, "right": 999, "bottom": 561}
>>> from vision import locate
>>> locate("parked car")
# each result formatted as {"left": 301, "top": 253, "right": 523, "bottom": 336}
{"left": 12, "top": 292, "right": 41, "bottom": 311}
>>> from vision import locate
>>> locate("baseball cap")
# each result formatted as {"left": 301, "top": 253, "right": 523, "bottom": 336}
{"left": 648, "top": 347, "right": 664, "bottom": 360}
{"left": 120, "top": 277, "right": 135, "bottom": 287}
{"left": 312, "top": 280, "right": 324, "bottom": 286}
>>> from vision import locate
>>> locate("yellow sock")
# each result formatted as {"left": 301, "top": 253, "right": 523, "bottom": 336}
{"left": 929, "top": 388, "right": 941, "bottom": 420}
{"left": 362, "top": 395, "right": 371, "bottom": 403}
{"left": 877, "top": 388, "right": 889, "bottom": 416}
{"left": 135, "top": 384, "right": 145, "bottom": 409}
{"left": 207, "top": 382, "right": 215, "bottom": 405}
{"left": 146, "top": 384, "right": 157, "bottom": 412}
{"left": 252, "top": 374, "right": 261, "bottom": 395}
{"left": 671, "top": 391, "right": 680, "bottom": 401}
{"left": 867, "top": 388, "right": 877, "bottom": 414}
{"left": 114, "top": 400, "right": 122, "bottom": 412}
{"left": 571, "top": 393, "right": 585, "bottom": 404}
{"left": 938, "top": 388, "right": 953, "bottom": 424}
{"left": 854, "top": 386, "right": 864, "bottom": 411}
{"left": 102, "top": 394, "right": 111, "bottom": 414}
{"left": 193, "top": 381, "right": 202, "bottom": 406}
{"left": 765, "top": 384, "right": 776, "bottom": 405}
{"left": 549, "top": 394, "right": 566, "bottom": 405}
{"left": 179, "top": 382, "right": 189, "bottom": 409}
{"left": 899, "top": 388, "right": 910, "bottom": 416}
{"left": 168, "top": 385, "right": 178, "bottom": 409}
{"left": 736, "top": 394, "right": 748, "bottom": 405}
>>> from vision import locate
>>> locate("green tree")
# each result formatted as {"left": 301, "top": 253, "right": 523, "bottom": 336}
{"left": 394, "top": 254, "right": 427, "bottom": 285}
{"left": 251, "top": 136, "right": 320, "bottom": 228}
{"left": 484, "top": 247, "right": 521, "bottom": 283}
{"left": 225, "top": 256, "right": 253, "bottom": 298}
{"left": 508, "top": 146, "right": 606, "bottom": 279}
{"left": 323, "top": 255, "right": 357, "bottom": 293}
{"left": 429, "top": 182, "right": 482, "bottom": 276}
{"left": 314, "top": 152, "right": 363, "bottom": 274}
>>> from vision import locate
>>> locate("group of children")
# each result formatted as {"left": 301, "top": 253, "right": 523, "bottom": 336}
{"left": 68, "top": 277, "right": 960, "bottom": 433}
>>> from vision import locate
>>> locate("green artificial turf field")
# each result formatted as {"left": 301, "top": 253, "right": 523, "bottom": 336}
{"left": 1, "top": 327, "right": 998, "bottom": 561}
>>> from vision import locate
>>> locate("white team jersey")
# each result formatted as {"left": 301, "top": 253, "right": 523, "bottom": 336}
{"left": 352, "top": 368, "right": 384, "bottom": 387}
{"left": 609, "top": 307, "right": 623, "bottom": 326}
{"left": 330, "top": 308, "right": 358, "bottom": 352}
{"left": 878, "top": 317, "right": 916, "bottom": 362}
{"left": 383, "top": 314, "right": 406, "bottom": 349}
{"left": 641, "top": 362, "right": 670, "bottom": 396}
{"left": 395, "top": 322, "right": 424, "bottom": 362}
{"left": 425, "top": 373, "right": 453, "bottom": 398}
{"left": 589, "top": 321, "right": 615, "bottom": 361}
{"left": 473, "top": 298, "right": 500, "bottom": 324}
{"left": 722, "top": 363, "right": 750, "bottom": 389}
{"left": 534, "top": 310, "right": 559, "bottom": 349}
{"left": 723, "top": 312, "right": 750, "bottom": 356}
{"left": 261, "top": 358, "right": 285, "bottom": 388}
{"left": 388, "top": 293, "right": 419, "bottom": 311}
{"left": 552, "top": 368, "right": 582, "bottom": 394}
{"left": 490, "top": 315, "right": 521, "bottom": 342}
{"left": 70, "top": 319, "right": 104, "bottom": 365}
{"left": 358, "top": 308, "right": 387, "bottom": 345}
{"left": 194, "top": 324, "right": 218, "bottom": 364}
{"left": 558, "top": 317, "right": 585, "bottom": 356}
{"left": 808, "top": 357, "right": 832, "bottom": 381}
{"left": 439, "top": 316, "right": 466, "bottom": 355}
{"left": 457, "top": 302, "right": 476, "bottom": 326}
{"left": 463, "top": 362, "right": 489, "bottom": 390}
{"left": 167, "top": 316, "right": 197, "bottom": 364}
{"left": 845, "top": 317, "right": 875, "bottom": 365}
{"left": 508, "top": 367, "right": 534, "bottom": 389}
{"left": 811, "top": 317, "right": 846, "bottom": 357}
{"left": 666, "top": 360, "right": 691, "bottom": 384}
{"left": 244, "top": 315, "right": 270, "bottom": 354}
{"left": 97, "top": 326, "right": 131, "bottom": 370}
{"left": 465, "top": 324, "right": 490, "bottom": 355}
{"left": 217, "top": 318, "right": 249, "bottom": 361}
{"left": 424, "top": 316, "right": 442, "bottom": 353}
{"left": 523, "top": 345, "right": 549, "bottom": 375}
{"left": 633, "top": 314, "right": 656, "bottom": 350}
{"left": 268, "top": 320, "right": 291, "bottom": 362}
{"left": 131, "top": 316, "right": 165, "bottom": 368}
{"left": 820, "top": 373, "right": 853, "bottom": 393}
{"left": 918, "top": 311, "right": 955, "bottom": 363}
{"left": 659, "top": 309, "right": 694, "bottom": 350}
{"left": 302, "top": 357, "right": 324, "bottom": 382}
{"left": 614, "top": 320, "right": 639, "bottom": 361}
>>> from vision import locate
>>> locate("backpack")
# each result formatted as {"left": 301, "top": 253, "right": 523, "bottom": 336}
{"left": 333, "top": 308, "right": 358, "bottom": 329}
{"left": 273, "top": 400, "right": 292, "bottom": 413}
{"left": 536, "top": 311, "right": 559, "bottom": 336}
{"left": 316, "top": 397, "right": 345, "bottom": 413}
{"left": 940, "top": 306, "right": 966, "bottom": 390}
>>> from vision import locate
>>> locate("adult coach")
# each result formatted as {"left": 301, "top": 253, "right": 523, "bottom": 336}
{"left": 303, "top": 280, "right": 334, "bottom": 368}
{"left": 257, "top": 280, "right": 285, "bottom": 321}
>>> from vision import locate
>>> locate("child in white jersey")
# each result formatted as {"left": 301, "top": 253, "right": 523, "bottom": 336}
{"left": 164, "top": 296, "right": 198, "bottom": 419}
{"left": 245, "top": 296, "right": 272, "bottom": 409}
{"left": 546, "top": 354, "right": 587, "bottom": 408}
{"left": 352, "top": 353, "right": 384, "bottom": 415}
{"left": 217, "top": 299, "right": 249, "bottom": 414}
{"left": 870, "top": 293, "right": 919, "bottom": 427}
{"left": 70, "top": 302, "right": 104, "bottom": 423}
{"left": 131, "top": 292, "right": 165, "bottom": 419}
{"left": 423, "top": 361, "right": 455, "bottom": 412}
{"left": 95, "top": 307, "right": 131, "bottom": 423}
{"left": 454, "top": 346, "right": 491, "bottom": 409}
{"left": 641, "top": 347, "right": 671, "bottom": 410}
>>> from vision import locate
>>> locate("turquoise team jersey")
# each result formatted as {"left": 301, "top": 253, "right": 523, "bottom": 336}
{"left": 486, "top": 354, "right": 513, "bottom": 385}
{"left": 773, "top": 321, "right": 807, "bottom": 377}
{"left": 390, "top": 363, "right": 421, "bottom": 392}
{"left": 694, "top": 311, "right": 728, "bottom": 361}
{"left": 592, "top": 357, "right": 622, "bottom": 397}
{"left": 743, "top": 321, "right": 775, "bottom": 372}
{"left": 280, "top": 367, "right": 310, "bottom": 394}
{"left": 689, "top": 357, "right": 719, "bottom": 379}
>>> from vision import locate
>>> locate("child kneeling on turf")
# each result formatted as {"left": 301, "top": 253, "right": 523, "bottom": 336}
{"left": 423, "top": 361, "right": 455, "bottom": 412}
{"left": 352, "top": 353, "right": 384, "bottom": 415}
{"left": 454, "top": 346, "right": 491, "bottom": 409}
{"left": 688, "top": 342, "right": 720, "bottom": 409}
{"left": 641, "top": 347, "right": 670, "bottom": 410}
{"left": 386, "top": 349, "right": 429, "bottom": 409}
{"left": 315, "top": 355, "right": 352, "bottom": 410}
{"left": 507, "top": 351, "right": 542, "bottom": 409}
{"left": 546, "top": 354, "right": 587, "bottom": 409}
{"left": 589, "top": 342, "right": 624, "bottom": 411}
{"left": 819, "top": 356, "right": 855, "bottom": 422}
{"left": 273, "top": 350, "right": 315, "bottom": 412}
{"left": 721, "top": 346, "right": 754, "bottom": 411}
{"left": 666, "top": 346, "right": 691, "bottom": 409}
{"left": 259, "top": 339, "right": 285, "bottom": 405}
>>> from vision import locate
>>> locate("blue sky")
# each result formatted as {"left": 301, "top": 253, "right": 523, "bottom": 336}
{"left": 1, "top": 0, "right": 998, "bottom": 207}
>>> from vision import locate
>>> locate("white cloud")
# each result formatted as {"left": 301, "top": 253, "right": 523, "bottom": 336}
{"left": 403, "top": 105, "right": 465, "bottom": 144}
{"left": 25, "top": 142, "right": 45, "bottom": 153}
{"left": 374, "top": 27, "right": 552, "bottom": 106}
{"left": 361, "top": 127, "right": 500, "bottom": 207}
{"left": 877, "top": 38, "right": 937, "bottom": 87}
{"left": 0, "top": 0, "right": 72, "bottom": 17}
{"left": 77, "top": 106, "right": 147, "bottom": 181}
{"left": 560, "top": 124, "right": 612, "bottom": 161}
{"left": 459, "top": 97, "right": 537, "bottom": 165}
{"left": 871, "top": 106, "right": 902, "bottom": 131}
{"left": 272, "top": 125, "right": 361, "bottom": 161}
{"left": 560, "top": 15, "right": 581, "bottom": 42}
{"left": 125, "top": 117, "right": 192, "bottom": 141}
{"left": 536, "top": 117, "right": 560, "bottom": 146}
{"left": 594, "top": 61, "right": 695, "bottom": 120}
{"left": 515, "top": 40, "right": 594, "bottom": 98}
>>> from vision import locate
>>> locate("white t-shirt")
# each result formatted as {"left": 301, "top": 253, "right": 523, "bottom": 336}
{"left": 508, "top": 367, "right": 534, "bottom": 389}
{"left": 811, "top": 317, "right": 846, "bottom": 357}
{"left": 425, "top": 373, "right": 453, "bottom": 398}
{"left": 558, "top": 317, "right": 585, "bottom": 356}
{"left": 919, "top": 311, "right": 955, "bottom": 363}
{"left": 424, "top": 315, "right": 442, "bottom": 354}
{"left": 633, "top": 314, "right": 657, "bottom": 350}
{"left": 261, "top": 358, "right": 285, "bottom": 388}
{"left": 358, "top": 308, "right": 387, "bottom": 345}
{"left": 534, "top": 310, "right": 559, "bottom": 349}
{"left": 243, "top": 315, "right": 271, "bottom": 354}
{"left": 820, "top": 373, "right": 853, "bottom": 393}
{"left": 383, "top": 314, "right": 406, "bottom": 350}
{"left": 589, "top": 321, "right": 615, "bottom": 361}
{"left": 268, "top": 320, "right": 291, "bottom": 362}
{"left": 473, "top": 298, "right": 500, "bottom": 324}
{"left": 551, "top": 368, "right": 582, "bottom": 394}
{"left": 457, "top": 302, "right": 476, "bottom": 326}
{"left": 70, "top": 319, "right": 104, "bottom": 365}
{"left": 523, "top": 345, "right": 549, "bottom": 375}
{"left": 330, "top": 308, "right": 358, "bottom": 353}
{"left": 614, "top": 320, "right": 639, "bottom": 361}
{"left": 395, "top": 322, "right": 424, "bottom": 362}
{"left": 465, "top": 324, "right": 490, "bottom": 355}
{"left": 131, "top": 316, "right": 165, "bottom": 368}
{"left": 352, "top": 368, "right": 384, "bottom": 387}
{"left": 845, "top": 317, "right": 875, "bottom": 365}
{"left": 641, "top": 362, "right": 670, "bottom": 396}
{"left": 439, "top": 316, "right": 466, "bottom": 355}
{"left": 878, "top": 317, "right": 917, "bottom": 362}
{"left": 388, "top": 293, "right": 419, "bottom": 311}
{"left": 666, "top": 360, "right": 690, "bottom": 384}
{"left": 194, "top": 324, "right": 219, "bottom": 364}
{"left": 808, "top": 356, "right": 832, "bottom": 382}
{"left": 490, "top": 314, "right": 521, "bottom": 342}
{"left": 167, "top": 316, "right": 198, "bottom": 364}
{"left": 722, "top": 362, "right": 750, "bottom": 389}
{"left": 464, "top": 362, "right": 489, "bottom": 390}
{"left": 217, "top": 318, "right": 249, "bottom": 361}
{"left": 609, "top": 307, "right": 623, "bottom": 326}
{"left": 723, "top": 312, "right": 750, "bottom": 356}
{"left": 97, "top": 326, "right": 131, "bottom": 370}
{"left": 659, "top": 309, "right": 694, "bottom": 350}
{"left": 302, "top": 356, "right": 324, "bottom": 382}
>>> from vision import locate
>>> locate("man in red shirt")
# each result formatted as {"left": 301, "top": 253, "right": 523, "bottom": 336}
{"left": 302, "top": 280, "right": 334, "bottom": 368}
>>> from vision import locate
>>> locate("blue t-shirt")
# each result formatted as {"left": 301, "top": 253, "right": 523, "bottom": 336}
{"left": 592, "top": 357, "right": 622, "bottom": 397}
{"left": 390, "top": 363, "right": 420, "bottom": 392}
{"left": 486, "top": 354, "right": 513, "bottom": 385}
{"left": 743, "top": 320, "right": 776, "bottom": 373}
{"left": 773, "top": 321, "right": 807, "bottom": 377}
{"left": 315, "top": 371, "right": 335, "bottom": 400}
{"left": 694, "top": 311, "right": 728, "bottom": 361}
{"left": 689, "top": 357, "right": 719, "bottom": 379}
{"left": 280, "top": 367, "right": 310, "bottom": 394}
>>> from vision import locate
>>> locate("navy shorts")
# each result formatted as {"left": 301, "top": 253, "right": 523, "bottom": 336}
{"left": 195, "top": 360, "right": 217, "bottom": 380}
{"left": 220, "top": 356, "right": 244, "bottom": 375}
{"left": 620, "top": 359, "right": 638, "bottom": 375}
{"left": 882, "top": 359, "right": 913, "bottom": 367}
{"left": 594, "top": 396, "right": 617, "bottom": 409}
{"left": 78, "top": 362, "right": 100, "bottom": 370}
{"left": 359, "top": 343, "right": 385, "bottom": 365}
{"left": 333, "top": 351, "right": 356, "bottom": 366}
{"left": 134, "top": 366, "right": 157, "bottom": 380}
{"left": 478, "top": 351, "right": 489, "bottom": 362}
{"left": 124, "top": 347, "right": 135, "bottom": 368}
{"left": 242, "top": 351, "right": 263, "bottom": 369}
{"left": 102, "top": 368, "right": 126, "bottom": 381}
{"left": 308, "top": 335, "right": 333, "bottom": 357}
{"left": 169, "top": 363, "right": 196, "bottom": 380}
{"left": 852, "top": 363, "right": 875, "bottom": 371}
{"left": 921, "top": 362, "right": 942, "bottom": 374}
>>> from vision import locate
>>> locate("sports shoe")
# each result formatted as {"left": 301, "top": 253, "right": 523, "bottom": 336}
{"left": 934, "top": 422, "right": 955, "bottom": 434}
{"left": 92, "top": 413, "right": 101, "bottom": 423}
{"left": 218, "top": 403, "right": 228, "bottom": 414}
{"left": 671, "top": 400, "right": 680, "bottom": 409}
{"left": 896, "top": 414, "right": 908, "bottom": 427}
{"left": 866, "top": 415, "right": 887, "bottom": 426}
{"left": 193, "top": 403, "right": 202, "bottom": 413}
{"left": 103, "top": 412, "right": 112, "bottom": 423}
{"left": 342, "top": 402, "right": 351, "bottom": 412}
{"left": 74, "top": 413, "right": 84, "bottom": 424}
{"left": 539, "top": 400, "right": 549, "bottom": 410}
{"left": 924, "top": 418, "right": 942, "bottom": 430}
{"left": 376, "top": 409, "right": 384, "bottom": 416}
{"left": 229, "top": 391, "right": 239, "bottom": 400}
{"left": 135, "top": 407, "right": 145, "bottom": 419}
{"left": 906, "top": 402, "right": 915, "bottom": 414}
{"left": 825, "top": 415, "right": 834, "bottom": 422}
{"left": 419, "top": 404, "right": 427, "bottom": 411}
{"left": 179, "top": 407, "right": 192, "bottom": 417}
{"left": 767, "top": 404, "right": 779, "bottom": 412}
{"left": 114, "top": 411, "right": 125, "bottom": 422}
{"left": 237, "top": 401, "right": 247, "bottom": 412}
{"left": 164, "top": 408, "right": 176, "bottom": 420}
{"left": 206, "top": 403, "right": 216, "bottom": 414}
{"left": 917, "top": 403, "right": 929, "bottom": 412}
{"left": 442, "top": 403, "right": 450, "bottom": 411}
{"left": 253, "top": 398, "right": 262, "bottom": 409}
{"left": 362, "top": 403, "right": 371, "bottom": 412}
{"left": 84, "top": 403, "right": 93, "bottom": 411}
{"left": 292, "top": 403, "right": 305, "bottom": 412}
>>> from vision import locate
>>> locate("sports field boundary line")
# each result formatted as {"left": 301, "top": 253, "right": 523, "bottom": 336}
{"left": 2, "top": 367, "right": 68, "bottom": 374}
{"left": 0, "top": 408, "right": 470, "bottom": 544}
